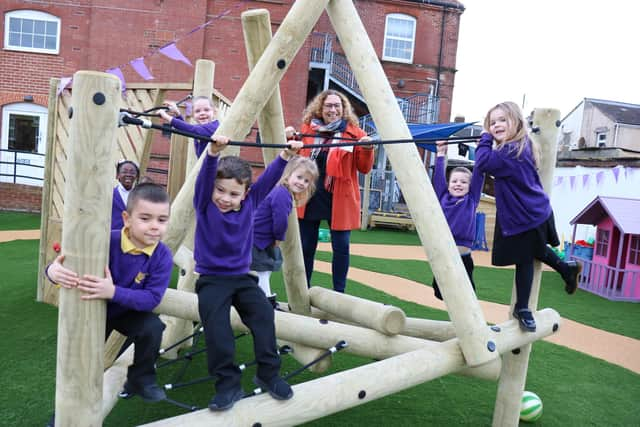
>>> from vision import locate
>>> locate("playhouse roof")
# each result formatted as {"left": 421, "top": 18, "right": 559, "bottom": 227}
{"left": 570, "top": 196, "right": 640, "bottom": 234}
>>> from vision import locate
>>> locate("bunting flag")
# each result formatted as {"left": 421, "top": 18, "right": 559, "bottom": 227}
{"left": 130, "top": 57, "right": 154, "bottom": 80}
{"left": 596, "top": 171, "right": 605, "bottom": 185}
{"left": 56, "top": 76, "right": 72, "bottom": 95}
{"left": 569, "top": 175, "right": 576, "bottom": 190}
{"left": 582, "top": 174, "right": 589, "bottom": 187}
{"left": 159, "top": 43, "right": 192, "bottom": 67}
{"left": 106, "top": 67, "right": 126, "bottom": 91}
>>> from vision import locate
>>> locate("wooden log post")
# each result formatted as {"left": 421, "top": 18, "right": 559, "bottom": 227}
{"left": 139, "top": 310, "right": 559, "bottom": 427}
{"left": 492, "top": 108, "right": 561, "bottom": 426}
{"left": 326, "top": 0, "right": 495, "bottom": 367}
{"left": 101, "top": 344, "right": 134, "bottom": 419}
{"left": 241, "top": 8, "right": 327, "bottom": 370}
{"left": 241, "top": 9, "right": 312, "bottom": 315}
{"left": 161, "top": 59, "right": 214, "bottom": 358}
{"left": 360, "top": 172, "right": 372, "bottom": 231}
{"left": 309, "top": 286, "right": 406, "bottom": 335}
{"left": 162, "top": 0, "right": 330, "bottom": 254}
{"left": 287, "top": 305, "right": 457, "bottom": 342}
{"left": 55, "top": 71, "right": 120, "bottom": 427}
{"left": 153, "top": 289, "right": 500, "bottom": 381}
{"left": 37, "top": 78, "right": 61, "bottom": 302}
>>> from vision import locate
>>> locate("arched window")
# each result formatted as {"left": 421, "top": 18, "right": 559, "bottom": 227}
{"left": 382, "top": 13, "right": 416, "bottom": 64}
{"left": 4, "top": 10, "right": 60, "bottom": 54}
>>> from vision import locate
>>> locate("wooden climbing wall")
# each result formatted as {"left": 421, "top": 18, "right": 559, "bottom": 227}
{"left": 36, "top": 80, "right": 231, "bottom": 305}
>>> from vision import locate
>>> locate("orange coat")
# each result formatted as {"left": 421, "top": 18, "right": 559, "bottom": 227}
{"left": 297, "top": 122, "right": 374, "bottom": 230}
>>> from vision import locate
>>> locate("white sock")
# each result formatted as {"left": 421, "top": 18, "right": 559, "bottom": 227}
{"left": 256, "top": 271, "right": 272, "bottom": 296}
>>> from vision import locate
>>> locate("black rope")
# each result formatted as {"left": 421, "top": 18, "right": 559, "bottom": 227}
{"left": 119, "top": 113, "right": 479, "bottom": 149}
{"left": 120, "top": 94, "right": 193, "bottom": 118}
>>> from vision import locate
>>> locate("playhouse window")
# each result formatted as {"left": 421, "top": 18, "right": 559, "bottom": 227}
{"left": 596, "top": 229, "right": 609, "bottom": 257}
{"left": 630, "top": 236, "right": 640, "bottom": 265}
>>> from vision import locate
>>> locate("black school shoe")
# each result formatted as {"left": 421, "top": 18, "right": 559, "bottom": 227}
{"left": 253, "top": 375, "right": 293, "bottom": 400}
{"left": 564, "top": 260, "right": 582, "bottom": 294}
{"left": 513, "top": 308, "right": 536, "bottom": 332}
{"left": 209, "top": 387, "right": 244, "bottom": 411}
{"left": 121, "top": 380, "right": 166, "bottom": 402}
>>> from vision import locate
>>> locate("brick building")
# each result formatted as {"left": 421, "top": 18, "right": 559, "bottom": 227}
{"left": 0, "top": 0, "right": 464, "bottom": 212}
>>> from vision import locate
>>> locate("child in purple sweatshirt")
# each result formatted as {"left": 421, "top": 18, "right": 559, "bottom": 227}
{"left": 251, "top": 156, "right": 319, "bottom": 307}
{"left": 159, "top": 96, "right": 219, "bottom": 158}
{"left": 431, "top": 140, "right": 484, "bottom": 300}
{"left": 474, "top": 101, "right": 581, "bottom": 333}
{"left": 194, "top": 135, "right": 302, "bottom": 411}
{"left": 46, "top": 182, "right": 172, "bottom": 403}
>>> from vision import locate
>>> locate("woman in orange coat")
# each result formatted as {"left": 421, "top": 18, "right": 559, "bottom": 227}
{"left": 285, "top": 90, "right": 374, "bottom": 292}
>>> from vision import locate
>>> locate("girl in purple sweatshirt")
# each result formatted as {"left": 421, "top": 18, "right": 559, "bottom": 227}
{"left": 474, "top": 101, "right": 581, "bottom": 333}
{"left": 158, "top": 96, "right": 219, "bottom": 158}
{"left": 431, "top": 140, "right": 484, "bottom": 300}
{"left": 251, "top": 156, "right": 319, "bottom": 307}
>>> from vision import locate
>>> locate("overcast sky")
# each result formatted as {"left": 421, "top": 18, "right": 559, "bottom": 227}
{"left": 450, "top": 0, "right": 640, "bottom": 123}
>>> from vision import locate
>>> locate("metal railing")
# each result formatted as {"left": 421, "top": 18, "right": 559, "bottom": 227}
{"left": 310, "top": 33, "right": 440, "bottom": 127}
{"left": 0, "top": 148, "right": 45, "bottom": 185}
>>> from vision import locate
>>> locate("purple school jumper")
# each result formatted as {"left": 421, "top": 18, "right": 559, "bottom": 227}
{"left": 107, "top": 229, "right": 173, "bottom": 320}
{"left": 253, "top": 185, "right": 293, "bottom": 250}
{"left": 169, "top": 116, "right": 220, "bottom": 158}
{"left": 433, "top": 156, "right": 484, "bottom": 249}
{"left": 193, "top": 154, "right": 288, "bottom": 276}
{"left": 474, "top": 134, "right": 552, "bottom": 237}
{"left": 111, "top": 187, "right": 127, "bottom": 230}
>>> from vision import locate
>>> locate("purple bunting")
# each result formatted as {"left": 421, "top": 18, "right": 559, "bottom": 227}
{"left": 582, "top": 174, "right": 589, "bottom": 187}
{"left": 130, "top": 57, "right": 154, "bottom": 80}
{"left": 159, "top": 43, "right": 192, "bottom": 67}
{"left": 596, "top": 171, "right": 605, "bottom": 185}
{"left": 612, "top": 167, "right": 620, "bottom": 182}
{"left": 569, "top": 176, "right": 576, "bottom": 189}
{"left": 57, "top": 77, "right": 72, "bottom": 95}
{"left": 106, "top": 67, "right": 126, "bottom": 92}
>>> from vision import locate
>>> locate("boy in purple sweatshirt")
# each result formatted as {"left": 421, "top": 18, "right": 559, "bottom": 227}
{"left": 475, "top": 101, "right": 580, "bottom": 333}
{"left": 158, "top": 96, "right": 219, "bottom": 158}
{"left": 194, "top": 135, "right": 302, "bottom": 411}
{"left": 431, "top": 140, "right": 484, "bottom": 300}
{"left": 46, "top": 182, "right": 172, "bottom": 402}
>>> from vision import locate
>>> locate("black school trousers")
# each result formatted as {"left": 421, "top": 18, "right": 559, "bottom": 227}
{"left": 196, "top": 274, "right": 281, "bottom": 393}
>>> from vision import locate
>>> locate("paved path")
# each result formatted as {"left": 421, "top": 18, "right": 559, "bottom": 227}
{"left": 3, "top": 231, "right": 638, "bottom": 374}
{"left": 317, "top": 243, "right": 640, "bottom": 374}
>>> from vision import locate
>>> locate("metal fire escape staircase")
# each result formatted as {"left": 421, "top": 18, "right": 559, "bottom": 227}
{"left": 309, "top": 33, "right": 440, "bottom": 135}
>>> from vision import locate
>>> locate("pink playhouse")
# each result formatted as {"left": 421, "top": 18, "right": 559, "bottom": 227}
{"left": 569, "top": 196, "right": 640, "bottom": 302}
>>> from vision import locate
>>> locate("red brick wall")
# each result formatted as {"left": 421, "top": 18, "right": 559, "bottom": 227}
{"left": 0, "top": 182, "right": 42, "bottom": 212}
{"left": 0, "top": 0, "right": 462, "bottom": 209}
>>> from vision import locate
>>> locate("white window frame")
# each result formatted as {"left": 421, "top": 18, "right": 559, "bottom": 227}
{"left": 382, "top": 13, "right": 416, "bottom": 64}
{"left": 596, "top": 132, "right": 607, "bottom": 147}
{"left": 4, "top": 10, "right": 61, "bottom": 54}
{"left": 1, "top": 102, "right": 48, "bottom": 186}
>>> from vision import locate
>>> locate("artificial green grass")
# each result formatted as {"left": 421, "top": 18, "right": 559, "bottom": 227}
{"left": 1, "top": 214, "right": 639, "bottom": 426}
{"left": 0, "top": 211, "right": 41, "bottom": 230}
{"left": 315, "top": 252, "right": 640, "bottom": 340}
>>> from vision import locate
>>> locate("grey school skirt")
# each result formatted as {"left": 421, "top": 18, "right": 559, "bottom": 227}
{"left": 492, "top": 212, "right": 560, "bottom": 266}
{"left": 250, "top": 245, "right": 283, "bottom": 272}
